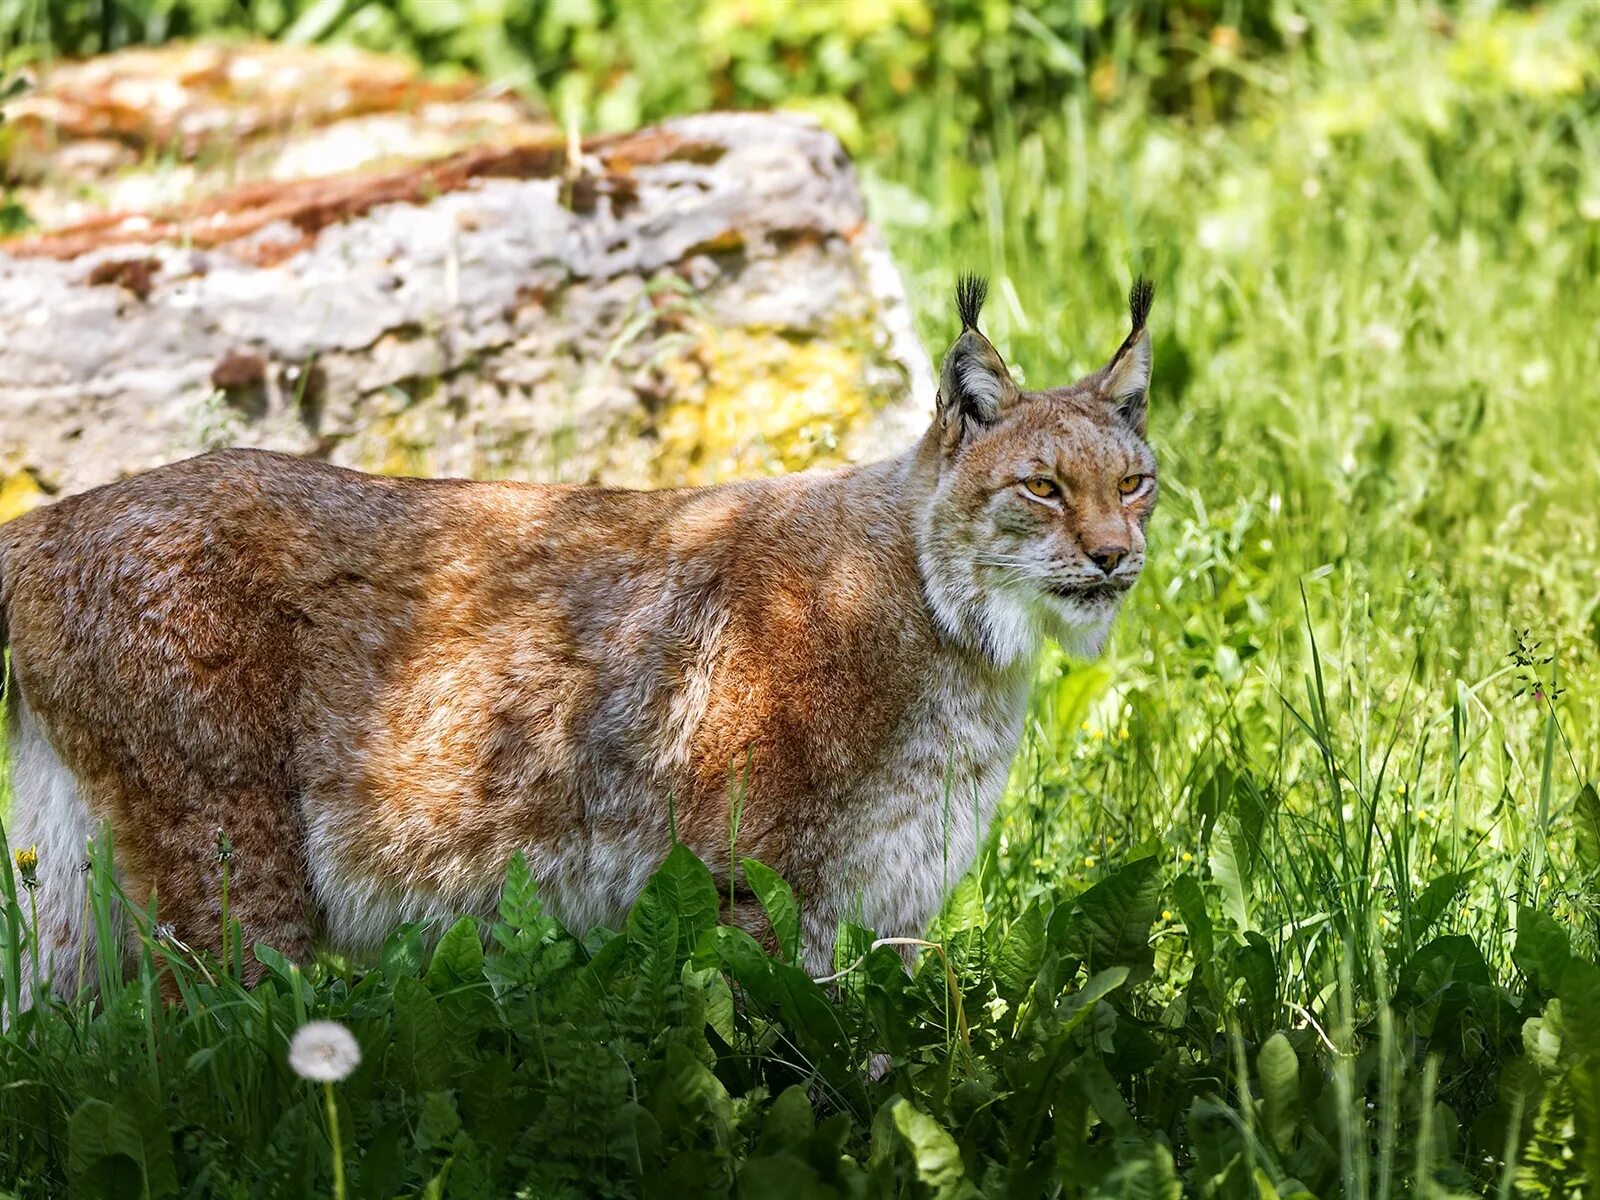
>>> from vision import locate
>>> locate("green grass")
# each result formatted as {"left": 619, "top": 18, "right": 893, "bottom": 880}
{"left": 5, "top": 3, "right": 1600, "bottom": 1197}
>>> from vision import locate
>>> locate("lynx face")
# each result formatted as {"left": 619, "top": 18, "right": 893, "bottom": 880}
{"left": 918, "top": 278, "right": 1157, "bottom": 666}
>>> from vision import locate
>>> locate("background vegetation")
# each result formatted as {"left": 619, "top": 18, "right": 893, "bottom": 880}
{"left": 3, "top": 0, "right": 1600, "bottom": 1196}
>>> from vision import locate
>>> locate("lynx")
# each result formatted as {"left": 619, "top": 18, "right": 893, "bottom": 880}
{"left": 0, "top": 276, "right": 1156, "bottom": 996}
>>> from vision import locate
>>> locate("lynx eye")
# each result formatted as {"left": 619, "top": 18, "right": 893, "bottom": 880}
{"left": 1022, "top": 476, "right": 1059, "bottom": 499}
{"left": 1118, "top": 474, "right": 1147, "bottom": 496}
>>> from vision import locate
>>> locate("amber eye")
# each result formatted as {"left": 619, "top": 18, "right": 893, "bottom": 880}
{"left": 1118, "top": 474, "right": 1146, "bottom": 496}
{"left": 1023, "top": 477, "right": 1059, "bottom": 499}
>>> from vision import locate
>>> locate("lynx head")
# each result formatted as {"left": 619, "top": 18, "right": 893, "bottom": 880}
{"left": 917, "top": 275, "right": 1157, "bottom": 667}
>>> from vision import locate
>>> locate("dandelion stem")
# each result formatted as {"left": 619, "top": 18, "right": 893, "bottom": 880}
{"left": 25, "top": 887, "right": 40, "bottom": 1003}
{"left": 219, "top": 860, "right": 230, "bottom": 981}
{"left": 324, "top": 1080, "right": 346, "bottom": 1200}
{"left": 75, "top": 878, "right": 90, "bottom": 1002}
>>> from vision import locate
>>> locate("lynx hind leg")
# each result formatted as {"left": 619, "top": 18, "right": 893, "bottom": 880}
{"left": 135, "top": 797, "right": 316, "bottom": 990}
{"left": 6, "top": 691, "right": 97, "bottom": 1010}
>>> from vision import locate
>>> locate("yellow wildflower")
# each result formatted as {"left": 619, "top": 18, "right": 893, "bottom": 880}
{"left": 13, "top": 845, "right": 39, "bottom": 890}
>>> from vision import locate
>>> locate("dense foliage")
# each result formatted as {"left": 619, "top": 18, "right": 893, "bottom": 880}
{"left": 5, "top": 836, "right": 1594, "bottom": 1198}
{"left": 4, "top": 1, "right": 1600, "bottom": 1196}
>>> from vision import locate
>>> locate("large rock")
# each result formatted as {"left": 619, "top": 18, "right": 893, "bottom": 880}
{"left": 0, "top": 47, "right": 933, "bottom": 520}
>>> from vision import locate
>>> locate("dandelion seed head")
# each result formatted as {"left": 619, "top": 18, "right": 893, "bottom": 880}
{"left": 289, "top": 1020, "right": 362, "bottom": 1083}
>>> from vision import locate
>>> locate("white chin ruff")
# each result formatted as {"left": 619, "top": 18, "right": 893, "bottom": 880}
{"left": 1037, "top": 595, "right": 1118, "bottom": 659}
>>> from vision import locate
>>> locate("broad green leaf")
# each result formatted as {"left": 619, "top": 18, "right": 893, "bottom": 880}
{"left": 427, "top": 916, "right": 486, "bottom": 993}
{"left": 1558, "top": 958, "right": 1600, "bottom": 1060}
{"left": 1209, "top": 821, "right": 1252, "bottom": 932}
{"left": 741, "top": 857, "right": 800, "bottom": 962}
{"left": 994, "top": 902, "right": 1046, "bottom": 1002}
{"left": 1573, "top": 783, "right": 1600, "bottom": 875}
{"left": 1561, "top": 961, "right": 1600, "bottom": 1185}
{"left": 1189, "top": 1098, "right": 1250, "bottom": 1199}
{"left": 1192, "top": 763, "right": 1233, "bottom": 841}
{"left": 737, "top": 1155, "right": 835, "bottom": 1199}
{"left": 1410, "top": 871, "right": 1470, "bottom": 940}
{"left": 652, "top": 1041, "right": 734, "bottom": 1136}
{"left": 1397, "top": 936, "right": 1491, "bottom": 1036}
{"left": 1257, "top": 1032, "right": 1299, "bottom": 1155}
{"left": 1237, "top": 933, "right": 1279, "bottom": 1033}
{"left": 252, "top": 943, "right": 311, "bottom": 1019}
{"left": 1521, "top": 1002, "right": 1564, "bottom": 1074}
{"left": 1173, "top": 873, "right": 1215, "bottom": 974}
{"left": 940, "top": 873, "right": 986, "bottom": 934}
{"left": 700, "top": 963, "right": 737, "bottom": 1046}
{"left": 631, "top": 844, "right": 721, "bottom": 963}
{"left": 759, "top": 1085, "right": 815, "bottom": 1153}
{"left": 380, "top": 921, "right": 428, "bottom": 980}
{"left": 707, "top": 925, "right": 777, "bottom": 999}
{"left": 1231, "top": 771, "right": 1275, "bottom": 871}
{"left": 394, "top": 974, "right": 451, "bottom": 1092}
{"left": 68, "top": 1093, "right": 177, "bottom": 1200}
{"left": 629, "top": 883, "right": 680, "bottom": 988}
{"left": 414, "top": 1091, "right": 463, "bottom": 1155}
{"left": 1059, "top": 855, "right": 1161, "bottom": 982}
{"left": 770, "top": 962, "right": 854, "bottom": 1077}
{"left": 1093, "top": 1144, "right": 1183, "bottom": 1200}
{"left": 1513, "top": 906, "right": 1571, "bottom": 995}
{"left": 1057, "top": 966, "right": 1131, "bottom": 1037}
{"left": 1574, "top": 1056, "right": 1600, "bottom": 1190}
{"left": 1074, "top": 1056, "right": 1136, "bottom": 1138}
{"left": 871, "top": 1096, "right": 978, "bottom": 1199}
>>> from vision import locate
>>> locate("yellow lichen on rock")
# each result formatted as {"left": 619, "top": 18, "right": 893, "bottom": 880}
{"left": 654, "top": 325, "right": 876, "bottom": 487}
{"left": 0, "top": 472, "right": 46, "bottom": 524}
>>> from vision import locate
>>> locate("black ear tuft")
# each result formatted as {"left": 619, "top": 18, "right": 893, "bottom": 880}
{"left": 955, "top": 273, "right": 989, "bottom": 332}
{"left": 1128, "top": 276, "right": 1154, "bottom": 332}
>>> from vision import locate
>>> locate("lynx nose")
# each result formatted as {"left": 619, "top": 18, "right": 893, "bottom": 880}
{"left": 1087, "top": 545, "right": 1127, "bottom": 574}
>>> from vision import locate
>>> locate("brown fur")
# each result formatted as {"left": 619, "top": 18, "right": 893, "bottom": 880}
{"left": 0, "top": 278, "right": 1157, "bottom": 986}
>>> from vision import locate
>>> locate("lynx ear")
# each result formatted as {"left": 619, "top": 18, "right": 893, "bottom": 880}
{"left": 1097, "top": 277, "right": 1154, "bottom": 436}
{"left": 937, "top": 274, "right": 1018, "bottom": 447}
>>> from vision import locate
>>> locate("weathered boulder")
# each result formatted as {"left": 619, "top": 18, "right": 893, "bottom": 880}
{"left": 0, "top": 47, "right": 933, "bottom": 521}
